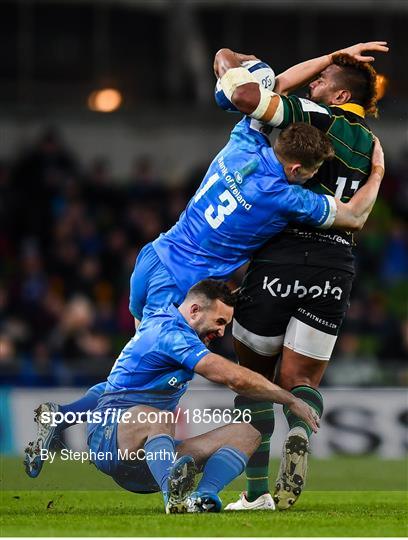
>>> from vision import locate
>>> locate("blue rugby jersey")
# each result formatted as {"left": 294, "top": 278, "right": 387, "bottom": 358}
{"left": 94, "top": 304, "right": 209, "bottom": 415}
{"left": 153, "top": 117, "right": 336, "bottom": 293}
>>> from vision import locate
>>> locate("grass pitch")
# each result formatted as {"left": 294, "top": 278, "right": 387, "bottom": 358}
{"left": 1, "top": 456, "right": 407, "bottom": 537}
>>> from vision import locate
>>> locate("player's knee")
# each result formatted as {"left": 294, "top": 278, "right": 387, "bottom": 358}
{"left": 279, "top": 369, "right": 315, "bottom": 391}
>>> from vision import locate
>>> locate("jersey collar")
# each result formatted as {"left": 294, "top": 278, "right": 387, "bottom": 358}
{"left": 169, "top": 303, "right": 183, "bottom": 320}
{"left": 169, "top": 303, "right": 193, "bottom": 330}
{"left": 336, "top": 103, "right": 365, "bottom": 118}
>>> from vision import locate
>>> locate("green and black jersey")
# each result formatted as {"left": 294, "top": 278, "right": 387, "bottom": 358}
{"left": 255, "top": 96, "right": 374, "bottom": 273}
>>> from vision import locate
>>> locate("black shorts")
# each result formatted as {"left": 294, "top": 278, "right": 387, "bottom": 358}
{"left": 233, "top": 261, "right": 354, "bottom": 361}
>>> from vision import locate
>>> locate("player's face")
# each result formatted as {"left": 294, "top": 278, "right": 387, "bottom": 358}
{"left": 308, "top": 65, "right": 343, "bottom": 105}
{"left": 193, "top": 299, "right": 233, "bottom": 346}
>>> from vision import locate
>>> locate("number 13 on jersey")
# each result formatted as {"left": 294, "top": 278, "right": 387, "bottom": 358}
{"left": 194, "top": 172, "right": 238, "bottom": 229}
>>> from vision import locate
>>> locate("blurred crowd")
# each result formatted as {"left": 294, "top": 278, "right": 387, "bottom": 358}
{"left": 0, "top": 129, "right": 407, "bottom": 387}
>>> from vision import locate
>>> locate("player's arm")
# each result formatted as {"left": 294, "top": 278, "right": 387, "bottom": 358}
{"left": 214, "top": 48, "right": 282, "bottom": 123}
{"left": 274, "top": 41, "right": 389, "bottom": 95}
{"left": 214, "top": 44, "right": 388, "bottom": 126}
{"left": 332, "top": 137, "right": 384, "bottom": 232}
{"left": 281, "top": 138, "right": 384, "bottom": 232}
{"left": 195, "top": 353, "right": 319, "bottom": 433}
{"left": 214, "top": 48, "right": 310, "bottom": 127}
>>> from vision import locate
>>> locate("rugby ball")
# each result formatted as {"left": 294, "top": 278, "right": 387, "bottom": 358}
{"left": 215, "top": 60, "right": 275, "bottom": 113}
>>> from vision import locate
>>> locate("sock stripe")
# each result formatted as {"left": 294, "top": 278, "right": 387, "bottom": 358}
{"left": 234, "top": 397, "right": 274, "bottom": 413}
{"left": 248, "top": 408, "right": 274, "bottom": 415}
{"left": 145, "top": 433, "right": 174, "bottom": 445}
{"left": 284, "top": 385, "right": 324, "bottom": 439}
{"left": 222, "top": 447, "right": 248, "bottom": 469}
{"left": 292, "top": 385, "right": 323, "bottom": 397}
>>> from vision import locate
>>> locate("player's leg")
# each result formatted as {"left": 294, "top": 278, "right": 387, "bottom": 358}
{"left": 117, "top": 405, "right": 181, "bottom": 510}
{"left": 176, "top": 422, "right": 262, "bottom": 512}
{"left": 87, "top": 404, "right": 194, "bottom": 513}
{"left": 129, "top": 242, "right": 185, "bottom": 322}
{"left": 232, "top": 339, "right": 279, "bottom": 507}
{"left": 24, "top": 382, "right": 107, "bottom": 478}
{"left": 274, "top": 267, "right": 354, "bottom": 509}
{"left": 228, "top": 261, "right": 292, "bottom": 507}
{"left": 129, "top": 243, "right": 152, "bottom": 321}
{"left": 273, "top": 342, "right": 327, "bottom": 510}
{"left": 116, "top": 417, "right": 259, "bottom": 513}
{"left": 117, "top": 404, "right": 195, "bottom": 513}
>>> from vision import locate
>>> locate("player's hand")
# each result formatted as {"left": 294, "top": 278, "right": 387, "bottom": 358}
{"left": 371, "top": 136, "right": 385, "bottom": 179}
{"left": 214, "top": 48, "right": 259, "bottom": 78}
{"left": 288, "top": 398, "right": 320, "bottom": 433}
{"left": 335, "top": 41, "right": 389, "bottom": 63}
{"left": 234, "top": 51, "right": 260, "bottom": 63}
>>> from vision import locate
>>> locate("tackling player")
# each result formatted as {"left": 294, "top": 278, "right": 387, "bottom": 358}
{"left": 29, "top": 280, "right": 320, "bottom": 513}
{"left": 214, "top": 44, "right": 387, "bottom": 510}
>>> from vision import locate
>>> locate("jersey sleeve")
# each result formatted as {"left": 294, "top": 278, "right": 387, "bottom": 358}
{"left": 162, "top": 330, "right": 209, "bottom": 372}
{"left": 280, "top": 185, "right": 337, "bottom": 229}
{"left": 273, "top": 95, "right": 333, "bottom": 131}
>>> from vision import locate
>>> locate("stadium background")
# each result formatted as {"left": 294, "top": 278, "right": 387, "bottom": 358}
{"left": 0, "top": 0, "right": 407, "bottom": 470}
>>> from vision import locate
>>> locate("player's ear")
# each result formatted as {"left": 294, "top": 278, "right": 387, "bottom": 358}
{"left": 190, "top": 303, "right": 201, "bottom": 318}
{"left": 290, "top": 163, "right": 302, "bottom": 176}
{"left": 334, "top": 88, "right": 351, "bottom": 105}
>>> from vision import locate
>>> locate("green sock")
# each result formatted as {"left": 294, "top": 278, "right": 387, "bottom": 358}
{"left": 235, "top": 396, "right": 275, "bottom": 502}
{"left": 283, "top": 385, "right": 323, "bottom": 438}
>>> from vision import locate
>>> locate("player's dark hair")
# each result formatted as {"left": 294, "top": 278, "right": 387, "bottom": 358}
{"left": 331, "top": 53, "right": 379, "bottom": 117}
{"left": 187, "top": 279, "right": 237, "bottom": 307}
{"left": 275, "top": 123, "right": 334, "bottom": 169}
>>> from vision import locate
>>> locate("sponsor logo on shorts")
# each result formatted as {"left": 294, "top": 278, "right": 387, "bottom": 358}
{"left": 262, "top": 277, "right": 343, "bottom": 300}
{"left": 297, "top": 308, "right": 338, "bottom": 330}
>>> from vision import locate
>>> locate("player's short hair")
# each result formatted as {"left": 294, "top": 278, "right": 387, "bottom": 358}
{"left": 186, "top": 279, "right": 237, "bottom": 308}
{"left": 275, "top": 123, "right": 334, "bottom": 169}
{"left": 331, "top": 53, "right": 379, "bottom": 117}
